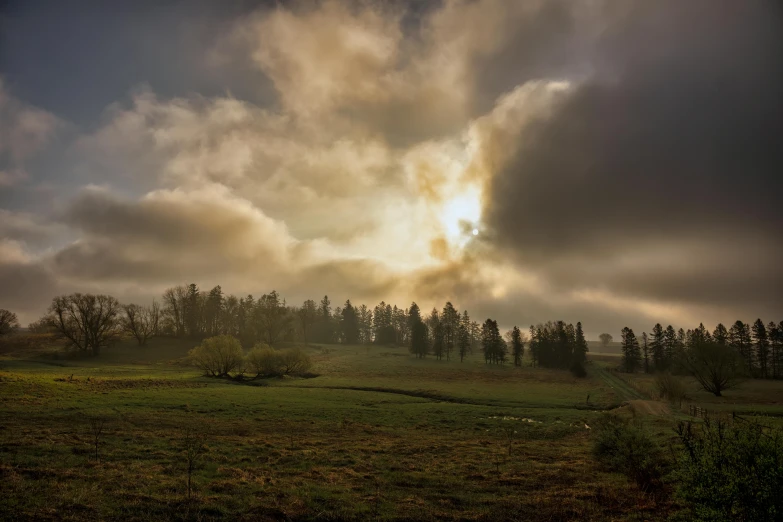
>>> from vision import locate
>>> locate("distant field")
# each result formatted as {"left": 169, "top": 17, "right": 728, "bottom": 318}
{"left": 1, "top": 337, "right": 781, "bottom": 520}
{"left": 587, "top": 340, "right": 622, "bottom": 355}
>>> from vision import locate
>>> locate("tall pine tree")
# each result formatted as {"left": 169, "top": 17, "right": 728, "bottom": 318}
{"left": 620, "top": 327, "right": 642, "bottom": 373}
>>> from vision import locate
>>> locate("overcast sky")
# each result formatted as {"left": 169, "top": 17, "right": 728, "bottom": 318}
{"left": 1, "top": 0, "right": 781, "bottom": 337}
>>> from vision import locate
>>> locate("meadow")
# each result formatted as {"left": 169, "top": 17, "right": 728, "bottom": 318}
{"left": 1, "top": 338, "right": 781, "bottom": 521}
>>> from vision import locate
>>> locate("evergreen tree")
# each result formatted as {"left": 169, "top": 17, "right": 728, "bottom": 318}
{"left": 237, "top": 295, "right": 255, "bottom": 346}
{"left": 184, "top": 283, "right": 202, "bottom": 338}
{"left": 341, "top": 300, "right": 360, "bottom": 344}
{"left": 574, "top": 322, "right": 588, "bottom": 364}
{"left": 642, "top": 332, "right": 650, "bottom": 373}
{"left": 713, "top": 323, "right": 728, "bottom": 346}
{"left": 408, "top": 303, "right": 428, "bottom": 358}
{"left": 204, "top": 285, "right": 224, "bottom": 336}
{"left": 257, "top": 290, "right": 291, "bottom": 346}
{"left": 357, "top": 304, "right": 373, "bottom": 345}
{"left": 694, "top": 324, "right": 712, "bottom": 344}
{"left": 428, "top": 308, "right": 444, "bottom": 360}
{"left": 332, "top": 306, "right": 343, "bottom": 343}
{"left": 297, "top": 299, "right": 317, "bottom": 346}
{"left": 676, "top": 328, "right": 687, "bottom": 362}
{"left": 620, "top": 327, "right": 641, "bottom": 373}
{"left": 752, "top": 319, "right": 770, "bottom": 379}
{"left": 664, "top": 325, "right": 677, "bottom": 365}
{"left": 729, "top": 320, "right": 754, "bottom": 374}
{"left": 771, "top": 321, "right": 783, "bottom": 380}
{"left": 457, "top": 322, "right": 471, "bottom": 362}
{"left": 529, "top": 325, "right": 540, "bottom": 367}
{"left": 511, "top": 326, "right": 524, "bottom": 366}
{"left": 650, "top": 323, "right": 665, "bottom": 370}
{"left": 314, "top": 295, "right": 333, "bottom": 343}
{"left": 441, "top": 302, "right": 459, "bottom": 362}
{"left": 481, "top": 319, "right": 504, "bottom": 364}
{"left": 373, "top": 301, "right": 396, "bottom": 345}
{"left": 460, "top": 310, "right": 473, "bottom": 360}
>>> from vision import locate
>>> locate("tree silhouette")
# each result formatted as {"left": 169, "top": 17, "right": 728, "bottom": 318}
{"left": 620, "top": 327, "right": 641, "bottom": 373}
{"left": 752, "top": 319, "right": 770, "bottom": 379}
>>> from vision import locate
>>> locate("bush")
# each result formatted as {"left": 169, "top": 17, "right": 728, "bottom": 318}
{"left": 655, "top": 372, "right": 688, "bottom": 404}
{"left": 245, "top": 345, "right": 311, "bottom": 377}
{"left": 591, "top": 414, "right": 666, "bottom": 492}
{"left": 245, "top": 344, "right": 281, "bottom": 377}
{"left": 189, "top": 335, "right": 244, "bottom": 377}
{"left": 279, "top": 347, "right": 312, "bottom": 375}
{"left": 570, "top": 361, "right": 587, "bottom": 378}
{"left": 675, "top": 417, "right": 783, "bottom": 521}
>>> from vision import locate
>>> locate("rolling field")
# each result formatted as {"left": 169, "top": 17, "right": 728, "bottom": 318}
{"left": 1, "top": 339, "right": 781, "bottom": 521}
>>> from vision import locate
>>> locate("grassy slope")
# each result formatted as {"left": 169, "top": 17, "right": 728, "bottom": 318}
{"left": 2, "top": 338, "right": 779, "bottom": 521}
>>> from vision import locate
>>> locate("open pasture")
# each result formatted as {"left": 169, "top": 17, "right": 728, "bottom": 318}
{"left": 2, "top": 339, "right": 781, "bottom": 521}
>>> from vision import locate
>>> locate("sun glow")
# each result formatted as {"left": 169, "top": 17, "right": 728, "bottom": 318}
{"left": 441, "top": 185, "right": 482, "bottom": 244}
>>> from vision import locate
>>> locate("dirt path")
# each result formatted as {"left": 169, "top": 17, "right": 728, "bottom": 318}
{"left": 592, "top": 366, "right": 647, "bottom": 401}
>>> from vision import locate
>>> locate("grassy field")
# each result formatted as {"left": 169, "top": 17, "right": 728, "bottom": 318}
{"left": 1, "top": 337, "right": 781, "bottom": 521}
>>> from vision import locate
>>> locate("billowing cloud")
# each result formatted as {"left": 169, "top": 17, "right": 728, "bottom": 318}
{"left": 480, "top": 0, "right": 783, "bottom": 327}
{"left": 0, "top": 1, "right": 780, "bottom": 335}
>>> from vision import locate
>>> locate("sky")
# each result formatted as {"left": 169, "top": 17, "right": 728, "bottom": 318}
{"left": 0, "top": 0, "right": 781, "bottom": 337}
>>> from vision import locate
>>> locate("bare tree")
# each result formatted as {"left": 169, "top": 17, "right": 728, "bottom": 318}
{"left": 683, "top": 338, "right": 745, "bottom": 397}
{"left": 45, "top": 294, "right": 122, "bottom": 356}
{"left": 122, "top": 301, "right": 160, "bottom": 345}
{"left": 162, "top": 285, "right": 187, "bottom": 337}
{"left": 0, "top": 309, "right": 20, "bottom": 336}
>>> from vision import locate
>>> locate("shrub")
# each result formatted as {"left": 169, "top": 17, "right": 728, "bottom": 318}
{"left": 570, "top": 360, "right": 587, "bottom": 378}
{"left": 245, "top": 345, "right": 312, "bottom": 377}
{"left": 245, "top": 344, "right": 281, "bottom": 377}
{"left": 279, "top": 347, "right": 312, "bottom": 375}
{"left": 675, "top": 417, "right": 783, "bottom": 521}
{"left": 591, "top": 414, "right": 666, "bottom": 492}
{"left": 655, "top": 372, "right": 688, "bottom": 404}
{"left": 189, "top": 335, "right": 244, "bottom": 377}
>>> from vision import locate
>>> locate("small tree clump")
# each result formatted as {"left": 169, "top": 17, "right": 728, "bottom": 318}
{"left": 189, "top": 335, "right": 244, "bottom": 377}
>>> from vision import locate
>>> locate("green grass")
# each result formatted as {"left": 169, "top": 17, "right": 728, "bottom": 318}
{"left": 2, "top": 338, "right": 779, "bottom": 520}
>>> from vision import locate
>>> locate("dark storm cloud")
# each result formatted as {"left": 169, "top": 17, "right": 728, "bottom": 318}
{"left": 484, "top": 0, "right": 783, "bottom": 315}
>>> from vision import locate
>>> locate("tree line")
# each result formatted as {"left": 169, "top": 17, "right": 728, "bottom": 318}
{"left": 16, "top": 285, "right": 589, "bottom": 371}
{"left": 7, "top": 288, "right": 598, "bottom": 374}
{"left": 18, "top": 286, "right": 499, "bottom": 361}
{"left": 618, "top": 319, "right": 783, "bottom": 395}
